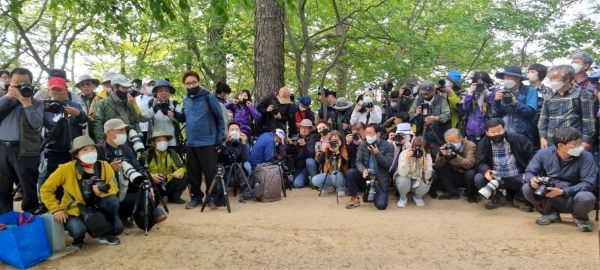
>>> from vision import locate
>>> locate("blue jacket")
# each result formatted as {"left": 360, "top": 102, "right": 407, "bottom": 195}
{"left": 525, "top": 146, "right": 597, "bottom": 197}
{"left": 249, "top": 132, "right": 276, "bottom": 168}
{"left": 43, "top": 100, "right": 88, "bottom": 143}
{"left": 176, "top": 89, "right": 225, "bottom": 147}
{"left": 491, "top": 84, "right": 538, "bottom": 142}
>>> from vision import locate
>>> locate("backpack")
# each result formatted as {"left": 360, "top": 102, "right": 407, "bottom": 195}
{"left": 204, "top": 95, "right": 229, "bottom": 137}
{"left": 252, "top": 163, "right": 282, "bottom": 202}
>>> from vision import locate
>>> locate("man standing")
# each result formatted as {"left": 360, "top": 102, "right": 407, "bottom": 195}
{"left": 571, "top": 51, "right": 595, "bottom": 93}
{"left": 0, "top": 68, "right": 44, "bottom": 214}
{"left": 257, "top": 87, "right": 292, "bottom": 134}
{"left": 317, "top": 90, "right": 337, "bottom": 120}
{"left": 136, "top": 77, "right": 156, "bottom": 144}
{"left": 75, "top": 75, "right": 100, "bottom": 137}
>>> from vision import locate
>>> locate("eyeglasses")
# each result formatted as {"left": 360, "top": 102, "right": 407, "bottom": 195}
{"left": 0, "top": 76, "right": 8, "bottom": 80}
{"left": 79, "top": 81, "right": 94, "bottom": 87}
{"left": 184, "top": 81, "right": 199, "bottom": 87}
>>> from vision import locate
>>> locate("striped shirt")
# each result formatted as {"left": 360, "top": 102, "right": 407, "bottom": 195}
{"left": 538, "top": 86, "right": 595, "bottom": 144}
{"left": 491, "top": 140, "right": 519, "bottom": 177}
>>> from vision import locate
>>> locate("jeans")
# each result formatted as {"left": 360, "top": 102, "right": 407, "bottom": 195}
{"left": 311, "top": 172, "right": 346, "bottom": 192}
{"left": 293, "top": 158, "right": 318, "bottom": 188}
{"left": 243, "top": 161, "right": 251, "bottom": 176}
{"left": 436, "top": 164, "right": 477, "bottom": 197}
{"left": 346, "top": 168, "right": 366, "bottom": 197}
{"left": 65, "top": 195, "right": 121, "bottom": 241}
{"left": 395, "top": 176, "right": 431, "bottom": 201}
{"left": 522, "top": 184, "right": 596, "bottom": 220}
{"left": 474, "top": 173, "right": 526, "bottom": 202}
{"left": 374, "top": 184, "right": 388, "bottom": 210}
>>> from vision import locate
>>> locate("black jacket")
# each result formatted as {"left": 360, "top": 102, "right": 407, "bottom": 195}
{"left": 475, "top": 132, "right": 537, "bottom": 175}
{"left": 256, "top": 93, "right": 291, "bottom": 134}
{"left": 291, "top": 133, "right": 316, "bottom": 170}
{"left": 355, "top": 139, "right": 395, "bottom": 190}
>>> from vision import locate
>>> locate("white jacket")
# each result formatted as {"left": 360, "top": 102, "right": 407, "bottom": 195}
{"left": 350, "top": 105, "right": 382, "bottom": 125}
{"left": 394, "top": 149, "right": 433, "bottom": 180}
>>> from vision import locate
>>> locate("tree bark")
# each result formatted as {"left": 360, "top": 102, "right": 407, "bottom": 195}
{"left": 207, "top": 9, "right": 227, "bottom": 84}
{"left": 334, "top": 23, "right": 348, "bottom": 96}
{"left": 254, "top": 0, "right": 285, "bottom": 101}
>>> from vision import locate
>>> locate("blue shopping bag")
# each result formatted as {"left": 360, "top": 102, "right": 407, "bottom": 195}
{"left": 0, "top": 211, "right": 52, "bottom": 269}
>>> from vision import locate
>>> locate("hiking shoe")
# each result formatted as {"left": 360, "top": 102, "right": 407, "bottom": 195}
{"left": 185, "top": 199, "right": 202, "bottom": 209}
{"left": 346, "top": 197, "right": 360, "bottom": 209}
{"left": 396, "top": 198, "right": 407, "bottom": 208}
{"left": 573, "top": 218, "right": 592, "bottom": 232}
{"left": 438, "top": 193, "right": 460, "bottom": 200}
{"left": 168, "top": 198, "right": 186, "bottom": 204}
{"left": 413, "top": 197, "right": 425, "bottom": 207}
{"left": 513, "top": 200, "right": 534, "bottom": 212}
{"left": 208, "top": 201, "right": 217, "bottom": 210}
{"left": 467, "top": 196, "right": 478, "bottom": 203}
{"left": 71, "top": 238, "right": 84, "bottom": 248}
{"left": 13, "top": 189, "right": 23, "bottom": 201}
{"left": 99, "top": 234, "right": 120, "bottom": 245}
{"left": 535, "top": 212, "right": 561, "bottom": 225}
{"left": 485, "top": 196, "right": 507, "bottom": 210}
{"left": 428, "top": 190, "right": 438, "bottom": 199}
{"left": 34, "top": 204, "right": 48, "bottom": 215}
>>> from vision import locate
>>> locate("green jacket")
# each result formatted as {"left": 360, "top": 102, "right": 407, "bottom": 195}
{"left": 92, "top": 93, "right": 142, "bottom": 143}
{"left": 20, "top": 98, "right": 44, "bottom": 156}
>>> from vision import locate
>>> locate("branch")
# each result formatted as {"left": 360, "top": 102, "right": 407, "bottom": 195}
{"left": 141, "top": 32, "right": 153, "bottom": 60}
{"left": 61, "top": 21, "right": 90, "bottom": 70}
{"left": 319, "top": 0, "right": 347, "bottom": 88}
{"left": 465, "top": 33, "right": 492, "bottom": 78}
{"left": 284, "top": 8, "right": 303, "bottom": 88}
{"left": 9, "top": 12, "right": 49, "bottom": 72}
{"left": 24, "top": 0, "right": 48, "bottom": 33}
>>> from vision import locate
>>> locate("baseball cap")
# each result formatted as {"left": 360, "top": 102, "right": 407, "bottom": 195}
{"left": 111, "top": 74, "right": 133, "bottom": 87}
{"left": 48, "top": 69, "right": 69, "bottom": 82}
{"left": 363, "top": 87, "right": 374, "bottom": 94}
{"left": 48, "top": 77, "right": 67, "bottom": 90}
{"left": 297, "top": 96, "right": 311, "bottom": 106}
{"left": 104, "top": 118, "right": 130, "bottom": 133}
{"left": 419, "top": 80, "right": 435, "bottom": 94}
{"left": 142, "top": 77, "right": 155, "bottom": 85}
{"left": 102, "top": 71, "right": 117, "bottom": 83}
{"left": 275, "top": 129, "right": 286, "bottom": 142}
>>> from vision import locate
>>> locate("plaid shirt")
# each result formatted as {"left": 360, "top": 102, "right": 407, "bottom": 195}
{"left": 491, "top": 140, "right": 519, "bottom": 177}
{"left": 535, "top": 84, "right": 553, "bottom": 110}
{"left": 538, "top": 85, "right": 596, "bottom": 144}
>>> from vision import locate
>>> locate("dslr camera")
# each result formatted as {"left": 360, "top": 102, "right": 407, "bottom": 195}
{"left": 393, "top": 133, "right": 405, "bottom": 143}
{"left": 381, "top": 82, "right": 394, "bottom": 92}
{"left": 17, "top": 82, "right": 35, "bottom": 98}
{"left": 437, "top": 79, "right": 449, "bottom": 89}
{"left": 228, "top": 131, "right": 241, "bottom": 148}
{"left": 412, "top": 146, "right": 424, "bottom": 159}
{"left": 351, "top": 133, "right": 361, "bottom": 142}
{"left": 503, "top": 89, "right": 514, "bottom": 104}
{"left": 443, "top": 144, "right": 456, "bottom": 160}
{"left": 44, "top": 98, "right": 66, "bottom": 114}
{"left": 117, "top": 157, "right": 144, "bottom": 185}
{"left": 475, "top": 82, "right": 489, "bottom": 93}
{"left": 272, "top": 105, "right": 280, "bottom": 115}
{"left": 533, "top": 177, "right": 555, "bottom": 201}
{"left": 360, "top": 101, "right": 374, "bottom": 112}
{"left": 153, "top": 101, "right": 171, "bottom": 116}
{"left": 478, "top": 172, "right": 503, "bottom": 199}
{"left": 83, "top": 176, "right": 110, "bottom": 197}
{"left": 329, "top": 139, "right": 339, "bottom": 149}
{"left": 364, "top": 169, "right": 378, "bottom": 202}
{"left": 401, "top": 87, "right": 412, "bottom": 97}
{"left": 127, "top": 127, "right": 145, "bottom": 152}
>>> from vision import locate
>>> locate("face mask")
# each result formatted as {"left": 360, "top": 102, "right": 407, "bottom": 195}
{"left": 187, "top": 86, "right": 200, "bottom": 96}
{"left": 277, "top": 98, "right": 284, "bottom": 104}
{"left": 239, "top": 98, "right": 247, "bottom": 104}
{"left": 390, "top": 102, "right": 397, "bottom": 107}
{"left": 115, "top": 89, "right": 128, "bottom": 100}
{"left": 146, "top": 86, "right": 154, "bottom": 95}
{"left": 104, "top": 86, "right": 112, "bottom": 91}
{"left": 0, "top": 82, "right": 5, "bottom": 89}
{"left": 412, "top": 86, "right": 418, "bottom": 94}
{"left": 113, "top": 133, "right": 127, "bottom": 145}
{"left": 156, "top": 141, "right": 168, "bottom": 151}
{"left": 489, "top": 133, "right": 505, "bottom": 144}
{"left": 79, "top": 152, "right": 98, "bottom": 164}
{"left": 445, "top": 80, "right": 453, "bottom": 88}
{"left": 527, "top": 74, "right": 539, "bottom": 82}
{"left": 230, "top": 130, "right": 241, "bottom": 140}
{"left": 299, "top": 105, "right": 307, "bottom": 111}
{"left": 319, "top": 129, "right": 329, "bottom": 136}
{"left": 224, "top": 94, "right": 230, "bottom": 100}
{"left": 567, "top": 145, "right": 583, "bottom": 157}
{"left": 366, "top": 135, "right": 377, "bottom": 144}
{"left": 503, "top": 79, "right": 516, "bottom": 89}
{"left": 453, "top": 142, "right": 462, "bottom": 149}
{"left": 572, "top": 64, "right": 583, "bottom": 74}
{"left": 549, "top": 81, "right": 564, "bottom": 92}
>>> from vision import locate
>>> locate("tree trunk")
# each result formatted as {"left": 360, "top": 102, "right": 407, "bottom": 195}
{"left": 207, "top": 14, "right": 227, "bottom": 83}
{"left": 254, "top": 0, "right": 285, "bottom": 101}
{"left": 334, "top": 24, "right": 348, "bottom": 96}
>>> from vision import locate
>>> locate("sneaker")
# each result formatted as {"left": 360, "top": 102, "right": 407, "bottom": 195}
{"left": 467, "top": 196, "right": 478, "bottom": 203}
{"left": 438, "top": 193, "right": 460, "bottom": 200}
{"left": 34, "top": 204, "right": 48, "bottom": 215}
{"left": 513, "top": 200, "right": 534, "bottom": 212}
{"left": 346, "top": 197, "right": 360, "bottom": 209}
{"left": 185, "top": 199, "right": 202, "bottom": 210}
{"left": 485, "top": 195, "right": 507, "bottom": 210}
{"left": 413, "top": 197, "right": 425, "bottom": 207}
{"left": 535, "top": 212, "right": 561, "bottom": 225}
{"left": 573, "top": 218, "right": 592, "bottom": 232}
{"left": 168, "top": 198, "right": 186, "bottom": 204}
{"left": 208, "top": 200, "right": 217, "bottom": 210}
{"left": 428, "top": 190, "right": 438, "bottom": 199}
{"left": 13, "top": 189, "right": 23, "bottom": 201}
{"left": 396, "top": 198, "right": 407, "bottom": 208}
{"left": 99, "top": 234, "right": 120, "bottom": 245}
{"left": 71, "top": 238, "right": 84, "bottom": 248}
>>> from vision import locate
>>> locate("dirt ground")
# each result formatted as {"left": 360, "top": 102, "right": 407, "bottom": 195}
{"left": 8, "top": 187, "right": 600, "bottom": 269}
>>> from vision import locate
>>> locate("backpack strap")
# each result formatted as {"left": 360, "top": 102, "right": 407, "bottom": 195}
{"left": 204, "top": 94, "right": 218, "bottom": 126}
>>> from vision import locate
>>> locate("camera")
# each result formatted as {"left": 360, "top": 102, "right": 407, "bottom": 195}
{"left": 360, "top": 102, "right": 374, "bottom": 112}
{"left": 412, "top": 147, "right": 424, "bottom": 159}
{"left": 444, "top": 144, "right": 456, "bottom": 160}
{"left": 329, "top": 139, "right": 339, "bottom": 149}
{"left": 401, "top": 87, "right": 412, "bottom": 97}
{"left": 420, "top": 103, "right": 431, "bottom": 116}
{"left": 437, "top": 79, "right": 448, "bottom": 89}
{"left": 272, "top": 105, "right": 280, "bottom": 115}
{"left": 352, "top": 133, "right": 360, "bottom": 141}
{"left": 365, "top": 170, "right": 378, "bottom": 202}
{"left": 533, "top": 177, "right": 555, "bottom": 201}
{"left": 120, "top": 158, "right": 144, "bottom": 185}
{"left": 503, "top": 89, "right": 513, "bottom": 104}
{"left": 127, "top": 128, "right": 145, "bottom": 152}
{"left": 153, "top": 101, "right": 171, "bottom": 116}
{"left": 17, "top": 82, "right": 35, "bottom": 98}
{"left": 158, "top": 174, "right": 167, "bottom": 191}
{"left": 393, "top": 133, "right": 405, "bottom": 143}
{"left": 476, "top": 82, "right": 487, "bottom": 93}
{"left": 82, "top": 176, "right": 110, "bottom": 198}
{"left": 381, "top": 82, "right": 394, "bottom": 92}
{"left": 478, "top": 173, "right": 503, "bottom": 199}
{"left": 44, "top": 98, "right": 66, "bottom": 114}
{"left": 228, "top": 131, "right": 241, "bottom": 148}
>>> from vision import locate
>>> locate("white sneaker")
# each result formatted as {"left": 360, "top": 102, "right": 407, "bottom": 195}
{"left": 396, "top": 198, "right": 407, "bottom": 208}
{"left": 413, "top": 197, "right": 425, "bottom": 207}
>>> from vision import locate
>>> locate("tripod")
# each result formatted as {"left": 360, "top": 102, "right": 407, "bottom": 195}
{"left": 318, "top": 153, "right": 339, "bottom": 204}
{"left": 225, "top": 148, "right": 256, "bottom": 203}
{"left": 126, "top": 157, "right": 170, "bottom": 236}
{"left": 201, "top": 164, "right": 231, "bottom": 213}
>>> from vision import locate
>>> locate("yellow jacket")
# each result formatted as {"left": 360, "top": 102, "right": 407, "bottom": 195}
{"left": 143, "top": 149, "right": 186, "bottom": 182}
{"left": 40, "top": 161, "right": 118, "bottom": 216}
{"left": 88, "top": 89, "right": 141, "bottom": 121}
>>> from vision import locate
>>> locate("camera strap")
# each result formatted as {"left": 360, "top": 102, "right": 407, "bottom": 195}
{"left": 73, "top": 161, "right": 102, "bottom": 207}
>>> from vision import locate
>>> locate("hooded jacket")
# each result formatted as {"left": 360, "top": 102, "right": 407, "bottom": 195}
{"left": 92, "top": 92, "right": 142, "bottom": 143}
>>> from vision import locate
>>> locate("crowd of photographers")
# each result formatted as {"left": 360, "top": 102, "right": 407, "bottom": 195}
{"left": 0, "top": 50, "right": 599, "bottom": 248}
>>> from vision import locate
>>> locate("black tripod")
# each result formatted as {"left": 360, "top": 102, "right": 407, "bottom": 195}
{"left": 225, "top": 148, "right": 256, "bottom": 203}
{"left": 318, "top": 153, "right": 339, "bottom": 204}
{"left": 201, "top": 164, "right": 231, "bottom": 213}
{"left": 126, "top": 157, "right": 170, "bottom": 236}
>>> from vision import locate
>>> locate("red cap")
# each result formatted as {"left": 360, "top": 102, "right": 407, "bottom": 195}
{"left": 48, "top": 77, "right": 67, "bottom": 90}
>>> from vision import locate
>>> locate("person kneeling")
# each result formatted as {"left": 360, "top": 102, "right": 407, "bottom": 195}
{"left": 142, "top": 129, "right": 188, "bottom": 204}
{"left": 523, "top": 127, "right": 596, "bottom": 232}
{"left": 435, "top": 128, "right": 477, "bottom": 202}
{"left": 394, "top": 137, "right": 432, "bottom": 207}
{"left": 311, "top": 131, "right": 348, "bottom": 197}
{"left": 40, "top": 136, "right": 121, "bottom": 248}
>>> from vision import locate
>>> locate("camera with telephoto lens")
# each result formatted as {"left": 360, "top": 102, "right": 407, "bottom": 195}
{"left": 401, "top": 87, "right": 412, "bottom": 97}
{"left": 437, "top": 79, "right": 448, "bottom": 89}
{"left": 127, "top": 128, "right": 145, "bottom": 152}
{"left": 119, "top": 158, "right": 144, "bottom": 185}
{"left": 154, "top": 101, "right": 171, "bottom": 116}
{"left": 503, "top": 89, "right": 514, "bottom": 104}
{"left": 228, "top": 131, "right": 241, "bottom": 149}
{"left": 82, "top": 176, "right": 110, "bottom": 197}
{"left": 44, "top": 98, "right": 66, "bottom": 114}
{"left": 329, "top": 139, "right": 339, "bottom": 149}
{"left": 158, "top": 174, "right": 167, "bottom": 191}
{"left": 412, "top": 146, "right": 424, "bottom": 159}
{"left": 381, "top": 82, "right": 394, "bottom": 92}
{"left": 17, "top": 82, "right": 35, "bottom": 98}
{"left": 364, "top": 169, "right": 378, "bottom": 202}
{"left": 478, "top": 172, "right": 503, "bottom": 199}
{"left": 533, "top": 177, "right": 555, "bottom": 201}
{"left": 444, "top": 144, "right": 456, "bottom": 160}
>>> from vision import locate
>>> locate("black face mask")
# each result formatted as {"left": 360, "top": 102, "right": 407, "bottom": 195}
{"left": 239, "top": 98, "right": 247, "bottom": 105}
{"left": 320, "top": 129, "right": 329, "bottom": 136}
{"left": 422, "top": 94, "right": 433, "bottom": 101}
{"left": 187, "top": 86, "right": 200, "bottom": 96}
{"left": 489, "top": 133, "right": 505, "bottom": 144}
{"left": 115, "top": 89, "right": 128, "bottom": 100}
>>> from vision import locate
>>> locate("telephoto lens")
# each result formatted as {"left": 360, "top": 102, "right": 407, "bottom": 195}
{"left": 478, "top": 173, "right": 503, "bottom": 199}
{"left": 128, "top": 128, "right": 145, "bottom": 152}
{"left": 121, "top": 160, "right": 144, "bottom": 185}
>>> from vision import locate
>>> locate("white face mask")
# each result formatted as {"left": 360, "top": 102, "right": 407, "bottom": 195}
{"left": 0, "top": 81, "right": 5, "bottom": 89}
{"left": 79, "top": 152, "right": 98, "bottom": 164}
{"left": 412, "top": 86, "right": 418, "bottom": 94}
{"left": 104, "top": 86, "right": 112, "bottom": 91}
{"left": 366, "top": 135, "right": 377, "bottom": 144}
{"left": 299, "top": 105, "right": 307, "bottom": 111}
{"left": 549, "top": 81, "right": 564, "bottom": 92}
{"left": 527, "top": 74, "right": 539, "bottom": 82}
{"left": 113, "top": 133, "right": 127, "bottom": 145}
{"left": 146, "top": 86, "right": 154, "bottom": 95}
{"left": 225, "top": 94, "right": 230, "bottom": 100}
{"left": 453, "top": 142, "right": 462, "bottom": 149}
{"left": 390, "top": 102, "right": 397, "bottom": 107}
{"left": 567, "top": 145, "right": 583, "bottom": 157}
{"left": 503, "top": 79, "right": 516, "bottom": 89}
{"left": 156, "top": 141, "right": 168, "bottom": 151}
{"left": 445, "top": 80, "right": 453, "bottom": 88}
{"left": 572, "top": 64, "right": 583, "bottom": 74}
{"left": 230, "top": 130, "right": 241, "bottom": 140}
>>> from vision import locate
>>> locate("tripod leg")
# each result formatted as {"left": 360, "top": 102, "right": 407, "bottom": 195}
{"left": 144, "top": 188, "right": 149, "bottom": 236}
{"left": 149, "top": 179, "right": 170, "bottom": 214}
{"left": 238, "top": 164, "right": 257, "bottom": 202}
{"left": 200, "top": 175, "right": 218, "bottom": 212}
{"left": 220, "top": 175, "right": 231, "bottom": 213}
{"left": 278, "top": 165, "right": 287, "bottom": 197}
{"left": 334, "top": 174, "right": 339, "bottom": 204}
{"left": 126, "top": 188, "right": 143, "bottom": 235}
{"left": 225, "top": 165, "right": 234, "bottom": 197}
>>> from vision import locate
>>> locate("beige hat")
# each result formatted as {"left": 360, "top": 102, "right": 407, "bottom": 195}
{"left": 104, "top": 118, "right": 130, "bottom": 133}
{"left": 149, "top": 129, "right": 173, "bottom": 141}
{"left": 278, "top": 87, "right": 291, "bottom": 104}
{"left": 297, "top": 119, "right": 315, "bottom": 130}
{"left": 70, "top": 136, "right": 99, "bottom": 154}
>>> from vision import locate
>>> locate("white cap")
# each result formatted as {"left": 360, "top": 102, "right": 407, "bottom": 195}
{"left": 142, "top": 77, "right": 155, "bottom": 85}
{"left": 275, "top": 129, "right": 286, "bottom": 142}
